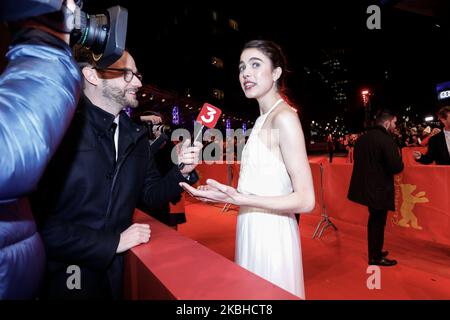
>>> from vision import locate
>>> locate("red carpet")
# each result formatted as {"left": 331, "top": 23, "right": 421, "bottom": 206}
{"left": 178, "top": 201, "right": 450, "bottom": 300}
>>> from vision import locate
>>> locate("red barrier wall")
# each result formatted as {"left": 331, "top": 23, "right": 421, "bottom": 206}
{"left": 322, "top": 163, "right": 450, "bottom": 246}
{"left": 308, "top": 162, "right": 324, "bottom": 216}
{"left": 402, "top": 147, "right": 427, "bottom": 166}
{"left": 187, "top": 158, "right": 450, "bottom": 246}
{"left": 124, "top": 210, "right": 300, "bottom": 300}
{"left": 124, "top": 156, "right": 449, "bottom": 299}
{"left": 194, "top": 162, "right": 229, "bottom": 186}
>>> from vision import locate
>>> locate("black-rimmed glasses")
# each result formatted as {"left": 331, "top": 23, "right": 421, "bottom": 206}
{"left": 94, "top": 67, "right": 143, "bottom": 83}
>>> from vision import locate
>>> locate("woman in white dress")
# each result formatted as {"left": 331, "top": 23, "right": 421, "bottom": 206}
{"left": 180, "top": 40, "right": 315, "bottom": 299}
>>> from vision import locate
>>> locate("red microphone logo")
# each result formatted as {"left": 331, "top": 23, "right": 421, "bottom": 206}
{"left": 178, "top": 103, "right": 222, "bottom": 170}
{"left": 196, "top": 103, "right": 222, "bottom": 129}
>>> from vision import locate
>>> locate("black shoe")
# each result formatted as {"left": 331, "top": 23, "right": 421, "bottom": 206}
{"left": 368, "top": 257, "right": 397, "bottom": 266}
{"left": 368, "top": 251, "right": 388, "bottom": 260}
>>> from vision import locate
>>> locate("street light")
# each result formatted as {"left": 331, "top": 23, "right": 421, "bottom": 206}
{"left": 361, "top": 89, "right": 371, "bottom": 128}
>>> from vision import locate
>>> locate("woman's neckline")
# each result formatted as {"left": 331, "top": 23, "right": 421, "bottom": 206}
{"left": 261, "top": 98, "right": 284, "bottom": 116}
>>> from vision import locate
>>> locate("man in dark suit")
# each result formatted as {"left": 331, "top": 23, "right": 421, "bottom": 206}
{"left": 348, "top": 109, "right": 404, "bottom": 266}
{"left": 31, "top": 48, "right": 202, "bottom": 299}
{"left": 137, "top": 111, "right": 187, "bottom": 229}
{"left": 413, "top": 106, "right": 450, "bottom": 165}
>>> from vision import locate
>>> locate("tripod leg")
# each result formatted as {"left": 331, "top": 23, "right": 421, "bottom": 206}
{"left": 318, "top": 224, "right": 326, "bottom": 239}
{"left": 331, "top": 222, "right": 338, "bottom": 231}
{"left": 318, "top": 218, "right": 338, "bottom": 238}
{"left": 319, "top": 223, "right": 331, "bottom": 238}
{"left": 221, "top": 203, "right": 231, "bottom": 213}
{"left": 325, "top": 216, "right": 338, "bottom": 231}
{"left": 312, "top": 217, "right": 325, "bottom": 239}
{"left": 313, "top": 163, "right": 338, "bottom": 239}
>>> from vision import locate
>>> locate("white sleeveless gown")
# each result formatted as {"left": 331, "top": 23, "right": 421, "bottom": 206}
{"left": 236, "top": 100, "right": 304, "bottom": 299}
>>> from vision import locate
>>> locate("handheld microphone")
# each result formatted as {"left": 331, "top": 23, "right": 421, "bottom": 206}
{"left": 178, "top": 103, "right": 222, "bottom": 169}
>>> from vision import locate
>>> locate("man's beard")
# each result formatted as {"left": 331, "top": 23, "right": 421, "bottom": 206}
{"left": 102, "top": 81, "right": 139, "bottom": 108}
{"left": 388, "top": 124, "right": 396, "bottom": 133}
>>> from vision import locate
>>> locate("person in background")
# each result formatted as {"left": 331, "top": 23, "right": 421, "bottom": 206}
{"left": 413, "top": 106, "right": 450, "bottom": 165}
{"left": 138, "top": 111, "right": 187, "bottom": 229}
{"left": 348, "top": 109, "right": 404, "bottom": 267}
{"left": 327, "top": 134, "right": 335, "bottom": 163}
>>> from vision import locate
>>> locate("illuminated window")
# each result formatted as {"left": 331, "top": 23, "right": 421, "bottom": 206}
{"left": 211, "top": 56, "right": 224, "bottom": 68}
{"left": 229, "top": 19, "right": 239, "bottom": 30}
{"left": 213, "top": 89, "right": 224, "bottom": 99}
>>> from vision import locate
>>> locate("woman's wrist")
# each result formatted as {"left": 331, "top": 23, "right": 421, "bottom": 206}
{"left": 234, "top": 193, "right": 248, "bottom": 206}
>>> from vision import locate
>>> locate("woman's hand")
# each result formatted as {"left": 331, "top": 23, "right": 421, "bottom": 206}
{"left": 179, "top": 179, "right": 241, "bottom": 205}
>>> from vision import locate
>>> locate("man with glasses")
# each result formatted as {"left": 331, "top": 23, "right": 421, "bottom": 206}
{"left": 31, "top": 47, "right": 202, "bottom": 299}
{"left": 94, "top": 67, "right": 143, "bottom": 83}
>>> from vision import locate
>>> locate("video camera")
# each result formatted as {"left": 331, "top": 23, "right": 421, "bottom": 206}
{"left": 144, "top": 122, "right": 171, "bottom": 141}
{"left": 0, "top": 0, "right": 128, "bottom": 68}
{"left": 137, "top": 111, "right": 172, "bottom": 141}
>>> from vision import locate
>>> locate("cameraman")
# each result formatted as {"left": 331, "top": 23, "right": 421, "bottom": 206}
{"left": 140, "top": 111, "right": 166, "bottom": 153}
{"left": 0, "top": 0, "right": 81, "bottom": 299}
{"left": 138, "top": 111, "right": 188, "bottom": 229}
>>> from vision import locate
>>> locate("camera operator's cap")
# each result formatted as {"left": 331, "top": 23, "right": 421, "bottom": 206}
{"left": 0, "top": 0, "right": 64, "bottom": 22}
{"left": 74, "top": 45, "right": 128, "bottom": 69}
{"left": 107, "top": 49, "right": 132, "bottom": 68}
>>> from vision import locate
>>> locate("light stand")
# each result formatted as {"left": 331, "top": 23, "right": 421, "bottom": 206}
{"left": 312, "top": 163, "right": 338, "bottom": 239}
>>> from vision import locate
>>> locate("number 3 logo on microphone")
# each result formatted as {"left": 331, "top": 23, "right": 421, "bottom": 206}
{"left": 200, "top": 106, "right": 216, "bottom": 123}
{"left": 197, "top": 103, "right": 222, "bottom": 129}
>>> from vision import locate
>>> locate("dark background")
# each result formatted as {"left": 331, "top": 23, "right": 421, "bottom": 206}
{"left": 3, "top": 0, "right": 450, "bottom": 135}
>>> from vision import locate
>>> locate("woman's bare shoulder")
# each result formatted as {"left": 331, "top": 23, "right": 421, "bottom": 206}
{"left": 271, "top": 103, "right": 301, "bottom": 129}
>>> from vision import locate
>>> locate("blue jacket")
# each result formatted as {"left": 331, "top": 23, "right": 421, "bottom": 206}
{"left": 0, "top": 28, "right": 81, "bottom": 299}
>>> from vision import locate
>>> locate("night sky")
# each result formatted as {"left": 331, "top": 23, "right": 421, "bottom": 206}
{"left": 82, "top": 1, "right": 450, "bottom": 132}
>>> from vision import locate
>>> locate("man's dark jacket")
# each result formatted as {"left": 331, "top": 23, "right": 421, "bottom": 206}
{"left": 416, "top": 131, "right": 450, "bottom": 165}
{"left": 31, "top": 96, "right": 196, "bottom": 299}
{"left": 347, "top": 126, "right": 404, "bottom": 211}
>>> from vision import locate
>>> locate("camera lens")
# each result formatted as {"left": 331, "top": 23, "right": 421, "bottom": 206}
{"left": 76, "top": 12, "right": 108, "bottom": 55}
{"left": 160, "top": 125, "right": 171, "bottom": 135}
{"left": 71, "top": 6, "right": 127, "bottom": 68}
